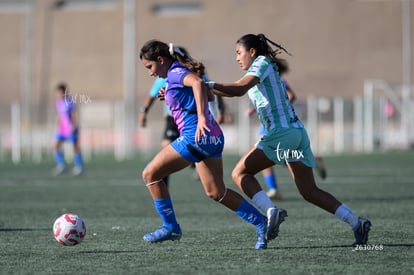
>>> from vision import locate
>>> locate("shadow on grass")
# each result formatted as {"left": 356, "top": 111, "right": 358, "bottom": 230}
{"left": 77, "top": 243, "right": 414, "bottom": 254}
{"left": 278, "top": 196, "right": 414, "bottom": 203}
{"left": 0, "top": 228, "right": 50, "bottom": 232}
{"left": 79, "top": 250, "right": 143, "bottom": 254}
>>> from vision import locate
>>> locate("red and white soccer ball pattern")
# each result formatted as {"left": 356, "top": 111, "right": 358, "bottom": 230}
{"left": 53, "top": 213, "right": 86, "bottom": 246}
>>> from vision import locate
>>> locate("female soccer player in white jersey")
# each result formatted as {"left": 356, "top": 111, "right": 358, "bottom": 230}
{"left": 139, "top": 39, "right": 279, "bottom": 249}
{"left": 248, "top": 59, "right": 327, "bottom": 200}
{"left": 207, "top": 33, "right": 371, "bottom": 246}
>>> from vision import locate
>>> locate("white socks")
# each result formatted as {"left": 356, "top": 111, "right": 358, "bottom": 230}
{"left": 252, "top": 190, "right": 275, "bottom": 213}
{"left": 335, "top": 203, "right": 359, "bottom": 230}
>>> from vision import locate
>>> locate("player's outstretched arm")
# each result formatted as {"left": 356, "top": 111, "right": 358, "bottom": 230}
{"left": 139, "top": 95, "right": 157, "bottom": 128}
{"left": 207, "top": 75, "right": 259, "bottom": 97}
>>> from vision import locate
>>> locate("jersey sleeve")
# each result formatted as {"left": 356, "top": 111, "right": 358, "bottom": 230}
{"left": 246, "top": 56, "right": 270, "bottom": 83}
{"left": 167, "top": 65, "right": 190, "bottom": 89}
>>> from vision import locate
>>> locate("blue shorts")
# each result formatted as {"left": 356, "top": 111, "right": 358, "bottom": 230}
{"left": 55, "top": 129, "right": 79, "bottom": 143}
{"left": 170, "top": 133, "right": 224, "bottom": 163}
{"left": 255, "top": 127, "right": 316, "bottom": 168}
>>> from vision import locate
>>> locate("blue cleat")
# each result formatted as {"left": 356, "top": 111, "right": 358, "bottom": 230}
{"left": 143, "top": 225, "right": 182, "bottom": 243}
{"left": 353, "top": 218, "right": 371, "bottom": 246}
{"left": 254, "top": 218, "right": 268, "bottom": 250}
{"left": 266, "top": 208, "right": 287, "bottom": 240}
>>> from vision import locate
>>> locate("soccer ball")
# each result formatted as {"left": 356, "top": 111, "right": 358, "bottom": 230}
{"left": 53, "top": 213, "right": 86, "bottom": 246}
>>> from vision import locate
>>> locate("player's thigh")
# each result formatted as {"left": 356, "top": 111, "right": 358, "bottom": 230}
{"left": 143, "top": 145, "right": 191, "bottom": 182}
{"left": 196, "top": 157, "right": 225, "bottom": 195}
{"left": 161, "top": 139, "right": 171, "bottom": 148}
{"left": 233, "top": 147, "right": 275, "bottom": 176}
{"left": 286, "top": 161, "right": 317, "bottom": 192}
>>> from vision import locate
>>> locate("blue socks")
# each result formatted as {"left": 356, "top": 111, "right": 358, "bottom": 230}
{"left": 264, "top": 173, "right": 278, "bottom": 190}
{"left": 235, "top": 199, "right": 265, "bottom": 226}
{"left": 54, "top": 151, "right": 83, "bottom": 169}
{"left": 154, "top": 198, "right": 265, "bottom": 233}
{"left": 54, "top": 150, "right": 65, "bottom": 167}
{"left": 74, "top": 153, "right": 83, "bottom": 168}
{"left": 154, "top": 197, "right": 179, "bottom": 230}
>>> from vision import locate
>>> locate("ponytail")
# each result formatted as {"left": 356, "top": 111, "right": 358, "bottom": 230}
{"left": 169, "top": 43, "right": 206, "bottom": 77}
{"left": 236, "top": 33, "right": 292, "bottom": 65}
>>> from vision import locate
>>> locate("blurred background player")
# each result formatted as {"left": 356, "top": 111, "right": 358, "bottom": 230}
{"left": 53, "top": 83, "right": 83, "bottom": 176}
{"left": 247, "top": 59, "right": 327, "bottom": 200}
{"left": 209, "top": 93, "right": 233, "bottom": 125}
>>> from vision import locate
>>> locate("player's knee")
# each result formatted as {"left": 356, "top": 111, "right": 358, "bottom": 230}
{"left": 142, "top": 166, "right": 154, "bottom": 184}
{"left": 299, "top": 191, "right": 311, "bottom": 202}
{"left": 299, "top": 188, "right": 318, "bottom": 203}
{"left": 231, "top": 168, "right": 241, "bottom": 184}
{"left": 205, "top": 189, "right": 222, "bottom": 201}
{"left": 202, "top": 181, "right": 225, "bottom": 201}
{"left": 205, "top": 191, "right": 219, "bottom": 201}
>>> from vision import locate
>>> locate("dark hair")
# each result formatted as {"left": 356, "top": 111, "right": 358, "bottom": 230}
{"left": 236, "top": 33, "right": 292, "bottom": 66}
{"left": 275, "top": 58, "right": 289, "bottom": 75}
{"left": 139, "top": 39, "right": 205, "bottom": 77}
{"left": 139, "top": 40, "right": 170, "bottom": 61}
{"left": 56, "top": 83, "right": 67, "bottom": 94}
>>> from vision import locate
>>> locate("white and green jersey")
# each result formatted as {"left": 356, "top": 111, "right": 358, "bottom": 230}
{"left": 246, "top": 55, "right": 303, "bottom": 133}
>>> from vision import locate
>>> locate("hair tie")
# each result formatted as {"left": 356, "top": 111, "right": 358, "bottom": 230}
{"left": 169, "top": 43, "right": 185, "bottom": 58}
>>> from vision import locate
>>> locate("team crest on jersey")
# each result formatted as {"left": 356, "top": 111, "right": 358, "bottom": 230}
{"left": 170, "top": 68, "right": 186, "bottom": 75}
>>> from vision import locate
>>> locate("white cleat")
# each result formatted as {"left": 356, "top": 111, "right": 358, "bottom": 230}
{"left": 266, "top": 207, "right": 288, "bottom": 240}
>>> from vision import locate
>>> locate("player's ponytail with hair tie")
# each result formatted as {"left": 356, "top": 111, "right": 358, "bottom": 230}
{"left": 257, "top": 33, "right": 267, "bottom": 43}
{"left": 169, "top": 43, "right": 185, "bottom": 58}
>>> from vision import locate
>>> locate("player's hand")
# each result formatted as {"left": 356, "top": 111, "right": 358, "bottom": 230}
{"left": 196, "top": 117, "right": 210, "bottom": 142}
{"left": 246, "top": 107, "right": 256, "bottom": 117}
{"left": 157, "top": 88, "right": 165, "bottom": 101}
{"left": 139, "top": 112, "right": 147, "bottom": 127}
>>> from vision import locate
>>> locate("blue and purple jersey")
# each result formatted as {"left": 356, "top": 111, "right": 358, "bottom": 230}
{"left": 164, "top": 61, "right": 222, "bottom": 138}
{"left": 56, "top": 97, "right": 76, "bottom": 137}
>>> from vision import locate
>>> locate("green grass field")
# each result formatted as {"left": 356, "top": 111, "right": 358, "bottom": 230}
{"left": 0, "top": 151, "right": 413, "bottom": 274}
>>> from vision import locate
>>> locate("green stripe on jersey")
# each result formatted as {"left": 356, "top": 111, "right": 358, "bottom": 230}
{"left": 246, "top": 56, "right": 302, "bottom": 133}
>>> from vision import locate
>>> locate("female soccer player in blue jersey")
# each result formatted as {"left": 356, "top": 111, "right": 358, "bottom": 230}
{"left": 139, "top": 40, "right": 276, "bottom": 249}
{"left": 207, "top": 33, "right": 371, "bottom": 246}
